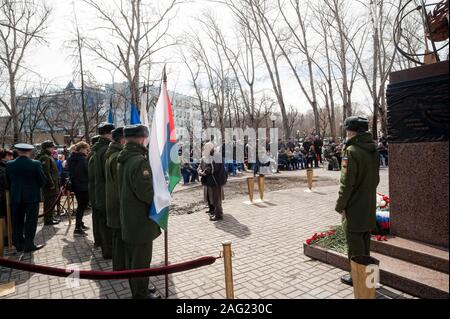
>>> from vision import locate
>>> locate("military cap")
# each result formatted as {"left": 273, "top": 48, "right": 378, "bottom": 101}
{"left": 344, "top": 116, "right": 369, "bottom": 132}
{"left": 112, "top": 127, "right": 125, "bottom": 142}
{"left": 41, "top": 140, "right": 55, "bottom": 149}
{"left": 91, "top": 135, "right": 100, "bottom": 145}
{"left": 97, "top": 122, "right": 115, "bottom": 135}
{"left": 14, "top": 143, "right": 35, "bottom": 151}
{"left": 124, "top": 124, "right": 149, "bottom": 138}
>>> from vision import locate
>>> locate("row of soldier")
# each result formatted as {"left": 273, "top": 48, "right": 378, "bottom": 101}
{"left": 88, "top": 123, "right": 161, "bottom": 299}
{"left": 2, "top": 123, "right": 161, "bottom": 299}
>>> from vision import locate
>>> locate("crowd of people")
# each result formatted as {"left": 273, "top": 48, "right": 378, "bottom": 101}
{"left": 0, "top": 122, "right": 232, "bottom": 299}
{"left": 0, "top": 123, "right": 390, "bottom": 298}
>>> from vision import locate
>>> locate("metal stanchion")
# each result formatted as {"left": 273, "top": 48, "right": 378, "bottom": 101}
{"left": 222, "top": 241, "right": 234, "bottom": 299}
{"left": 350, "top": 256, "right": 380, "bottom": 299}
{"left": 257, "top": 175, "right": 265, "bottom": 202}
{"left": 245, "top": 177, "right": 255, "bottom": 204}
{"left": 305, "top": 168, "right": 314, "bottom": 192}
{"left": 5, "top": 191, "right": 12, "bottom": 249}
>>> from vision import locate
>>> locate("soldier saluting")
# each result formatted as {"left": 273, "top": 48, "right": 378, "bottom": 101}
{"left": 36, "top": 141, "right": 61, "bottom": 226}
{"left": 335, "top": 116, "right": 380, "bottom": 286}
{"left": 117, "top": 124, "right": 161, "bottom": 299}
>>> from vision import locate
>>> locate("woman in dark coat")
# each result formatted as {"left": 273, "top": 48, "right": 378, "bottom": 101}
{"left": 67, "top": 142, "right": 90, "bottom": 236}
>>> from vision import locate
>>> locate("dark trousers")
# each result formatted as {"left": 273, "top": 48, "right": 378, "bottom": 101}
{"left": 343, "top": 219, "right": 371, "bottom": 260}
{"left": 43, "top": 189, "right": 58, "bottom": 223}
{"left": 92, "top": 206, "right": 102, "bottom": 247}
{"left": 112, "top": 228, "right": 126, "bottom": 271}
{"left": 98, "top": 209, "right": 112, "bottom": 259}
{"left": 124, "top": 241, "right": 153, "bottom": 299}
{"left": 74, "top": 191, "right": 89, "bottom": 229}
{"left": 207, "top": 186, "right": 223, "bottom": 218}
{"left": 12, "top": 202, "right": 39, "bottom": 251}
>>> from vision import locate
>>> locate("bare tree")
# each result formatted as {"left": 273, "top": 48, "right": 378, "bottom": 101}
{"left": 0, "top": 0, "right": 51, "bottom": 143}
{"left": 16, "top": 81, "right": 52, "bottom": 144}
{"left": 82, "top": 0, "right": 181, "bottom": 111}
{"left": 222, "top": 0, "right": 291, "bottom": 138}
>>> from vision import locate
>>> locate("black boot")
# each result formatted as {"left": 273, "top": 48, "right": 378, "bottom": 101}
{"left": 340, "top": 273, "right": 353, "bottom": 286}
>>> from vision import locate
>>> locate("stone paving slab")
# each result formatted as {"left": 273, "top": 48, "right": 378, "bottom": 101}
{"left": 0, "top": 168, "right": 414, "bottom": 299}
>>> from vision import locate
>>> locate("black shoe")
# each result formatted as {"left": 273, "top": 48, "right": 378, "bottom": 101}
{"left": 209, "top": 215, "right": 223, "bottom": 221}
{"left": 205, "top": 210, "right": 214, "bottom": 214}
{"left": 144, "top": 291, "right": 162, "bottom": 299}
{"left": 24, "top": 244, "right": 45, "bottom": 253}
{"left": 74, "top": 229, "right": 87, "bottom": 237}
{"left": 340, "top": 273, "right": 353, "bottom": 286}
{"left": 81, "top": 223, "right": 90, "bottom": 231}
{"left": 148, "top": 284, "right": 157, "bottom": 294}
{"left": 15, "top": 247, "right": 24, "bottom": 253}
{"left": 44, "top": 220, "right": 60, "bottom": 226}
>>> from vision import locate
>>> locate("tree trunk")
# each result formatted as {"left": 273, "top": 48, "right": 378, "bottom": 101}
{"left": 9, "top": 78, "right": 19, "bottom": 144}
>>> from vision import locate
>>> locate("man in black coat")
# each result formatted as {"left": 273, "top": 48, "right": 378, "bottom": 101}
{"left": 6, "top": 144, "right": 47, "bottom": 253}
{"left": 199, "top": 143, "right": 227, "bottom": 221}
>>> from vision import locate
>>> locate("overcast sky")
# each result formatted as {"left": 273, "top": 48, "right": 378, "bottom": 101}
{"left": 10, "top": 0, "right": 372, "bottom": 115}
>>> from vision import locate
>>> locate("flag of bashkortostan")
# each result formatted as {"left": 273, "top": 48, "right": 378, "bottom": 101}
{"left": 148, "top": 79, "right": 180, "bottom": 230}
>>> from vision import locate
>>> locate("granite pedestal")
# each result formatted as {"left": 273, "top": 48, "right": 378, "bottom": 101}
{"left": 387, "top": 61, "right": 449, "bottom": 248}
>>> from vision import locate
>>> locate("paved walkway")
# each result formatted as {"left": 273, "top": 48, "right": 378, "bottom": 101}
{"left": 0, "top": 167, "right": 413, "bottom": 299}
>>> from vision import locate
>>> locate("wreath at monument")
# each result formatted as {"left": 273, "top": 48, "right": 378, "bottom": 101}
{"left": 374, "top": 193, "right": 391, "bottom": 239}
{"left": 305, "top": 193, "right": 392, "bottom": 251}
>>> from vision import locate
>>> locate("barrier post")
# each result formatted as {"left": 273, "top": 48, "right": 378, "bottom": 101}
{"left": 5, "top": 191, "right": 12, "bottom": 249}
{"left": 258, "top": 175, "right": 265, "bottom": 201}
{"left": 246, "top": 177, "right": 254, "bottom": 203}
{"left": 222, "top": 241, "right": 234, "bottom": 299}
{"left": 306, "top": 168, "right": 314, "bottom": 191}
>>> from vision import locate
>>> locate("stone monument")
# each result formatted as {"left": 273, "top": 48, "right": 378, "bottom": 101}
{"left": 387, "top": 60, "right": 449, "bottom": 248}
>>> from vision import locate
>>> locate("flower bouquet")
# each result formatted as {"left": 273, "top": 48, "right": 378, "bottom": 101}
{"left": 305, "top": 226, "right": 347, "bottom": 254}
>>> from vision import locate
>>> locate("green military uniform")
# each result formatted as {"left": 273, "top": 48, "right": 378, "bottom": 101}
{"left": 88, "top": 140, "right": 101, "bottom": 247}
{"left": 105, "top": 129, "right": 125, "bottom": 271}
{"left": 335, "top": 118, "right": 380, "bottom": 260}
{"left": 94, "top": 136, "right": 113, "bottom": 259}
{"left": 36, "top": 143, "right": 59, "bottom": 224}
{"left": 117, "top": 126, "right": 161, "bottom": 299}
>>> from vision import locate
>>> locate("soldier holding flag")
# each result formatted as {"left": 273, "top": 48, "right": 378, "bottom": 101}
{"left": 117, "top": 124, "right": 161, "bottom": 299}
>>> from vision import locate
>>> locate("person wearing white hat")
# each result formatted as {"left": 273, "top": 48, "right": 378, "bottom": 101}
{"left": 6, "top": 144, "right": 47, "bottom": 253}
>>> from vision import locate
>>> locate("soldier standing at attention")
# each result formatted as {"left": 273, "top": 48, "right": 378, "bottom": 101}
{"left": 37, "top": 141, "right": 61, "bottom": 226}
{"left": 6, "top": 144, "right": 47, "bottom": 252}
{"left": 92, "top": 123, "right": 115, "bottom": 259}
{"left": 335, "top": 116, "right": 380, "bottom": 286}
{"left": 117, "top": 124, "right": 161, "bottom": 299}
{"left": 88, "top": 135, "right": 101, "bottom": 247}
{"left": 105, "top": 127, "right": 126, "bottom": 270}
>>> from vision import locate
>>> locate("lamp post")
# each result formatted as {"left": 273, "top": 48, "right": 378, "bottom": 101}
{"left": 270, "top": 114, "right": 280, "bottom": 174}
{"left": 98, "top": 65, "right": 118, "bottom": 123}
{"left": 270, "top": 114, "right": 277, "bottom": 129}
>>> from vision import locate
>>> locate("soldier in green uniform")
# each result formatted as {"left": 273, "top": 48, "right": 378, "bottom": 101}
{"left": 117, "top": 125, "right": 161, "bottom": 299}
{"left": 105, "top": 127, "right": 126, "bottom": 270}
{"left": 92, "top": 123, "right": 115, "bottom": 259}
{"left": 37, "top": 141, "right": 61, "bottom": 226}
{"left": 335, "top": 116, "right": 380, "bottom": 286}
{"left": 88, "top": 135, "right": 101, "bottom": 247}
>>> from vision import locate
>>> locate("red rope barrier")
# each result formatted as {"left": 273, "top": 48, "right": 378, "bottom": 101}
{"left": 0, "top": 256, "right": 217, "bottom": 280}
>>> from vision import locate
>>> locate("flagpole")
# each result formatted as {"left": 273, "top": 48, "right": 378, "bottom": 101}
{"left": 163, "top": 65, "right": 169, "bottom": 299}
